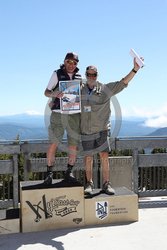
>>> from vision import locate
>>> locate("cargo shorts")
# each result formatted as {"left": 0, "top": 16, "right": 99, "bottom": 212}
{"left": 48, "top": 112, "right": 81, "bottom": 146}
{"left": 81, "top": 130, "right": 110, "bottom": 154}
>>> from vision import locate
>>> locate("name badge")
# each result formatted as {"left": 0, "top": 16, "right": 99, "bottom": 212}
{"left": 84, "top": 106, "right": 91, "bottom": 112}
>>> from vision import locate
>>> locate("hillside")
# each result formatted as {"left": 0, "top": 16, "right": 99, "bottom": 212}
{"left": 117, "top": 120, "right": 156, "bottom": 137}
{"left": 148, "top": 127, "right": 167, "bottom": 136}
{"left": 0, "top": 113, "right": 45, "bottom": 127}
{"left": 0, "top": 123, "right": 47, "bottom": 140}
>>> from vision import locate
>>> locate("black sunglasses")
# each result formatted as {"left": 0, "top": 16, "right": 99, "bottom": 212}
{"left": 86, "top": 73, "right": 97, "bottom": 77}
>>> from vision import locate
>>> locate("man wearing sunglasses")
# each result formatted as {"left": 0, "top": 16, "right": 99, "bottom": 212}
{"left": 44, "top": 52, "right": 81, "bottom": 185}
{"left": 81, "top": 60, "right": 143, "bottom": 195}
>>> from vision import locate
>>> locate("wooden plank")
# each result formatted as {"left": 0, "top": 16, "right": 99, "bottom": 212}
{"left": 138, "top": 154, "right": 167, "bottom": 167}
{"left": 111, "top": 137, "right": 167, "bottom": 150}
{"left": 13, "top": 154, "right": 19, "bottom": 208}
{"left": 108, "top": 156, "right": 133, "bottom": 190}
{"left": 139, "top": 189, "right": 167, "bottom": 197}
{"left": 28, "top": 157, "right": 85, "bottom": 172}
{"left": 0, "top": 145, "right": 20, "bottom": 154}
{"left": 0, "top": 200, "right": 13, "bottom": 210}
{"left": 0, "top": 160, "right": 13, "bottom": 174}
{"left": 20, "top": 140, "right": 67, "bottom": 154}
{"left": 20, "top": 142, "right": 50, "bottom": 154}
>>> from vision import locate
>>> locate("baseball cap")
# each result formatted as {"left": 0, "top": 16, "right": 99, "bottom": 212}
{"left": 64, "top": 52, "right": 79, "bottom": 62}
{"left": 86, "top": 65, "right": 98, "bottom": 72}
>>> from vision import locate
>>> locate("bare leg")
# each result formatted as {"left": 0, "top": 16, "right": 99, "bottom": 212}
{"left": 84, "top": 155, "right": 94, "bottom": 194}
{"left": 99, "top": 151, "right": 115, "bottom": 195}
{"left": 47, "top": 143, "right": 58, "bottom": 167}
{"left": 85, "top": 155, "right": 93, "bottom": 182}
{"left": 99, "top": 152, "right": 110, "bottom": 183}
{"left": 68, "top": 145, "right": 77, "bottom": 166}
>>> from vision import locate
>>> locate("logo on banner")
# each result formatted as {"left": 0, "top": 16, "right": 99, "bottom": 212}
{"left": 26, "top": 194, "right": 80, "bottom": 223}
{"left": 96, "top": 201, "right": 108, "bottom": 220}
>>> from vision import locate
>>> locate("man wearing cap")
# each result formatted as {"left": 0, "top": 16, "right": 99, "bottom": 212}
{"left": 81, "top": 59, "right": 143, "bottom": 195}
{"left": 44, "top": 52, "right": 81, "bottom": 185}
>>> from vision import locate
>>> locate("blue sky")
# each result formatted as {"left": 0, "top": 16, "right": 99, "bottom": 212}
{"left": 0, "top": 0, "right": 167, "bottom": 128}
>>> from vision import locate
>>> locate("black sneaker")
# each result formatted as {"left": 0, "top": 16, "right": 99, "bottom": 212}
{"left": 84, "top": 181, "right": 94, "bottom": 195}
{"left": 102, "top": 181, "right": 115, "bottom": 195}
{"left": 64, "top": 168, "right": 78, "bottom": 183}
{"left": 43, "top": 171, "right": 53, "bottom": 185}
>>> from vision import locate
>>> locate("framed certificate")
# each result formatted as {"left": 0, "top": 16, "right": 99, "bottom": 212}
{"left": 59, "top": 80, "right": 81, "bottom": 114}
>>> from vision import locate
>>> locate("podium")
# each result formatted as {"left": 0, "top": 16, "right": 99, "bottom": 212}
{"left": 85, "top": 187, "right": 138, "bottom": 226}
{"left": 20, "top": 180, "right": 138, "bottom": 233}
{"left": 20, "top": 180, "right": 85, "bottom": 233}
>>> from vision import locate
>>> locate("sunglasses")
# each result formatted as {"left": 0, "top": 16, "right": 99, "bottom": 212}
{"left": 66, "top": 60, "right": 77, "bottom": 66}
{"left": 86, "top": 72, "right": 97, "bottom": 77}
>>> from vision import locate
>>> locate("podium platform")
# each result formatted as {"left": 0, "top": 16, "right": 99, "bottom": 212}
{"left": 85, "top": 187, "right": 138, "bottom": 226}
{"left": 20, "top": 180, "right": 84, "bottom": 233}
{"left": 20, "top": 180, "right": 138, "bottom": 233}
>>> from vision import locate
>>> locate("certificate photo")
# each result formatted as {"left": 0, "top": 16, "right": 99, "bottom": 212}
{"left": 59, "top": 80, "right": 81, "bottom": 114}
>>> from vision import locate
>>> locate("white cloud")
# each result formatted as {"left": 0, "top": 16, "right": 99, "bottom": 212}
{"left": 143, "top": 115, "right": 167, "bottom": 128}
{"left": 121, "top": 103, "right": 167, "bottom": 128}
{"left": 24, "top": 110, "right": 42, "bottom": 115}
{"left": 122, "top": 105, "right": 167, "bottom": 118}
{"left": 0, "top": 110, "right": 43, "bottom": 116}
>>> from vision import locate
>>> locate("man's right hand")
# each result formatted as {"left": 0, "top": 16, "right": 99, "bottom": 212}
{"left": 51, "top": 90, "right": 63, "bottom": 98}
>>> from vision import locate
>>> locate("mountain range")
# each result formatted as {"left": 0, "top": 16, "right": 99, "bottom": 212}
{"left": 0, "top": 113, "right": 47, "bottom": 140}
{"left": 0, "top": 113, "right": 167, "bottom": 141}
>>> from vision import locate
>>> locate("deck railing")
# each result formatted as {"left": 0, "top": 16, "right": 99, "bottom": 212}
{"left": 0, "top": 136, "right": 167, "bottom": 209}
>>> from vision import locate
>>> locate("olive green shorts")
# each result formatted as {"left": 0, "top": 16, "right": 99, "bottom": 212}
{"left": 48, "top": 112, "right": 81, "bottom": 146}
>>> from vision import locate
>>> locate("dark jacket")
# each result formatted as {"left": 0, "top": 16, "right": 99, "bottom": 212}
{"left": 51, "top": 65, "right": 81, "bottom": 110}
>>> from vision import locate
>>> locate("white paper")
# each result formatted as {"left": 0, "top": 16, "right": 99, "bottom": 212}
{"left": 130, "top": 48, "right": 144, "bottom": 68}
{"left": 59, "top": 80, "right": 81, "bottom": 114}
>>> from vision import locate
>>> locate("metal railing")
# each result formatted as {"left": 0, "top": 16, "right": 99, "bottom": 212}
{"left": 0, "top": 136, "right": 167, "bottom": 209}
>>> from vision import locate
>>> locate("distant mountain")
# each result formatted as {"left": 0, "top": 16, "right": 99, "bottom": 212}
{"left": 0, "top": 113, "right": 163, "bottom": 140}
{"left": 111, "top": 120, "right": 156, "bottom": 137}
{"left": 0, "top": 113, "right": 45, "bottom": 128}
{"left": 0, "top": 123, "right": 47, "bottom": 140}
{"left": 0, "top": 113, "right": 48, "bottom": 140}
{"left": 147, "top": 127, "right": 167, "bottom": 136}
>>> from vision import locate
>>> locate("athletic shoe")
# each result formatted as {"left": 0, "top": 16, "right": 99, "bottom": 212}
{"left": 84, "top": 181, "right": 94, "bottom": 195}
{"left": 102, "top": 181, "right": 115, "bottom": 195}
{"left": 64, "top": 168, "right": 78, "bottom": 183}
{"left": 43, "top": 171, "right": 53, "bottom": 185}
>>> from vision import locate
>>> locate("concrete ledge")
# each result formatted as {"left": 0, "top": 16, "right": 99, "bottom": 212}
{"left": 0, "top": 208, "right": 20, "bottom": 234}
